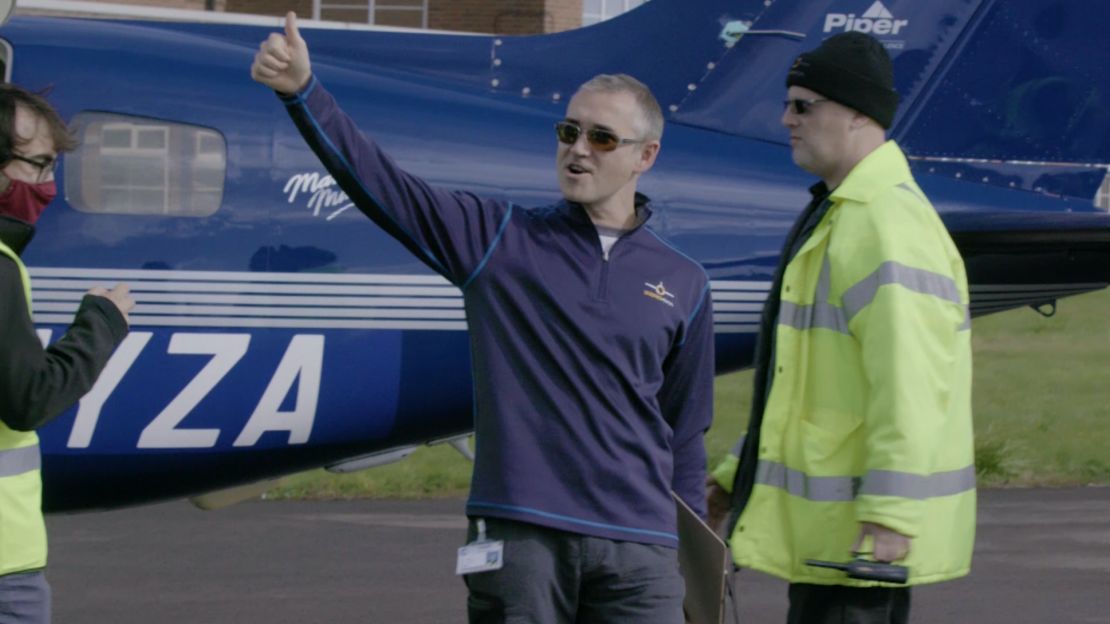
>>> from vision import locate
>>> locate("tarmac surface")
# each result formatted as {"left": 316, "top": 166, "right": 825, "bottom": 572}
{"left": 45, "top": 487, "right": 1110, "bottom": 623}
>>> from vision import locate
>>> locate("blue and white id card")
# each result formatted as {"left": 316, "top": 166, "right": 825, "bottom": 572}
{"left": 456, "top": 540, "right": 504, "bottom": 575}
{"left": 455, "top": 518, "right": 504, "bottom": 575}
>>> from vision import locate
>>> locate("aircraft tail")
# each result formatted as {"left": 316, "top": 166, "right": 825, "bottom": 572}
{"left": 489, "top": 0, "right": 1110, "bottom": 206}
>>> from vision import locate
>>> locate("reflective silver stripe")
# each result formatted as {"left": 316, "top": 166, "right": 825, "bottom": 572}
{"left": 756, "top": 460, "right": 857, "bottom": 501}
{"left": 959, "top": 306, "right": 972, "bottom": 331}
{"left": 859, "top": 465, "right": 976, "bottom": 500}
{"left": 729, "top": 434, "right": 747, "bottom": 456}
{"left": 842, "top": 261, "right": 963, "bottom": 321}
{"left": 755, "top": 459, "right": 975, "bottom": 502}
{"left": 0, "top": 445, "right": 40, "bottom": 478}
{"left": 779, "top": 300, "right": 850, "bottom": 335}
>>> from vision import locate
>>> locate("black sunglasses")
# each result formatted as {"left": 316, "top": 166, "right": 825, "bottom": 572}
{"left": 9, "top": 154, "right": 57, "bottom": 183}
{"left": 554, "top": 121, "right": 642, "bottom": 152}
{"left": 784, "top": 98, "right": 830, "bottom": 115}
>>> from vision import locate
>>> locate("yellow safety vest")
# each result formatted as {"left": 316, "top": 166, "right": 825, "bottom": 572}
{"left": 713, "top": 141, "right": 975, "bottom": 586}
{"left": 0, "top": 239, "right": 48, "bottom": 576}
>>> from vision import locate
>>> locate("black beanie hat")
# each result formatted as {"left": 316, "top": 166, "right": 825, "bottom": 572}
{"left": 786, "top": 32, "right": 900, "bottom": 129}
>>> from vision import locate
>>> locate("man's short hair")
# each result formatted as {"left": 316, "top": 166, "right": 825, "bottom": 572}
{"left": 577, "top": 74, "right": 664, "bottom": 142}
{"left": 0, "top": 84, "right": 78, "bottom": 163}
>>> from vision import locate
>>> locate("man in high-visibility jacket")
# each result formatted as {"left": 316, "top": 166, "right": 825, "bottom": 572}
{"left": 0, "top": 84, "right": 134, "bottom": 623}
{"left": 707, "top": 32, "right": 974, "bottom": 624}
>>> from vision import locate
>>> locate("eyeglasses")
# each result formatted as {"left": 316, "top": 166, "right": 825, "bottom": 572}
{"left": 783, "top": 98, "right": 830, "bottom": 115}
{"left": 554, "top": 121, "right": 642, "bottom": 152}
{"left": 9, "top": 154, "right": 57, "bottom": 183}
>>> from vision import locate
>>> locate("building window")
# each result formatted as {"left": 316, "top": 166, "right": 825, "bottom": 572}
{"left": 583, "top": 0, "right": 646, "bottom": 26}
{"left": 316, "top": 0, "right": 427, "bottom": 28}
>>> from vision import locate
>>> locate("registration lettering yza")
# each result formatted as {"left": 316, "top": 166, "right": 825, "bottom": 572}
{"left": 38, "top": 330, "right": 325, "bottom": 450}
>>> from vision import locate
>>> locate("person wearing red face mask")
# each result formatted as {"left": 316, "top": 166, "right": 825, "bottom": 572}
{"left": 0, "top": 84, "right": 134, "bottom": 624}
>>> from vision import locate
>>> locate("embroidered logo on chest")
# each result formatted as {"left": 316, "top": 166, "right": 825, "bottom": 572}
{"left": 643, "top": 281, "right": 676, "bottom": 307}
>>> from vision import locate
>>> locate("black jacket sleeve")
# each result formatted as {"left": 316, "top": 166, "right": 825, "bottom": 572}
{"left": 0, "top": 258, "right": 129, "bottom": 431}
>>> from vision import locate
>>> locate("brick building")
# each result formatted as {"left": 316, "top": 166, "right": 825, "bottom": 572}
{"left": 18, "top": 0, "right": 649, "bottom": 33}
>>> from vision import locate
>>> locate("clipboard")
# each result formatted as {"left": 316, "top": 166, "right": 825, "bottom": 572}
{"left": 674, "top": 491, "right": 731, "bottom": 624}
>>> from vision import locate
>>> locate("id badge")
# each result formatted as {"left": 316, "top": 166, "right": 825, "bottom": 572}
{"left": 456, "top": 518, "right": 504, "bottom": 575}
{"left": 456, "top": 540, "right": 504, "bottom": 575}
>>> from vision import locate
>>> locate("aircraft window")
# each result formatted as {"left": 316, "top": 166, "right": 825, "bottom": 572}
{"left": 65, "top": 113, "right": 225, "bottom": 217}
{"left": 137, "top": 128, "right": 166, "bottom": 150}
{"left": 102, "top": 127, "right": 132, "bottom": 149}
{"left": 1097, "top": 169, "right": 1110, "bottom": 212}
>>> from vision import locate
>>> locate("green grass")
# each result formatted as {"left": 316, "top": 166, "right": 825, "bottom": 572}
{"left": 965, "top": 288, "right": 1110, "bottom": 485}
{"left": 268, "top": 288, "right": 1110, "bottom": 499}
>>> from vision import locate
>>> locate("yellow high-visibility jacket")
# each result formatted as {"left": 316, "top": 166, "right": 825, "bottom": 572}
{"left": 0, "top": 239, "right": 48, "bottom": 577}
{"left": 713, "top": 141, "right": 975, "bottom": 586}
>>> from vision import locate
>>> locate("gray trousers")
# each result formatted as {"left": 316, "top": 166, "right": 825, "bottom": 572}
{"left": 0, "top": 571, "right": 51, "bottom": 624}
{"left": 463, "top": 517, "right": 685, "bottom": 624}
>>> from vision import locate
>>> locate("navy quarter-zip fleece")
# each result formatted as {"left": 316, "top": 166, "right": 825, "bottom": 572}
{"left": 282, "top": 78, "right": 714, "bottom": 547}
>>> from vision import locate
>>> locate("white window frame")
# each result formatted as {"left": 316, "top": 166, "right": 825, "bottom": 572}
{"left": 313, "top": 0, "right": 428, "bottom": 28}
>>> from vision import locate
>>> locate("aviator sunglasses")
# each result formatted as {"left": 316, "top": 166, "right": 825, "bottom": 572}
{"left": 783, "top": 98, "right": 830, "bottom": 115}
{"left": 554, "top": 121, "right": 643, "bottom": 152}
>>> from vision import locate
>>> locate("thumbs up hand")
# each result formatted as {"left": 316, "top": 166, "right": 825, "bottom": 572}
{"left": 250, "top": 11, "right": 312, "bottom": 94}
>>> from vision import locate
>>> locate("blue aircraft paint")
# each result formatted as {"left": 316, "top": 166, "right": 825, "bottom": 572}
{"left": 0, "top": 0, "right": 1106, "bottom": 512}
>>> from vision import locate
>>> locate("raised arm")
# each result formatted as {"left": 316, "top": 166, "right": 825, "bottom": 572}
{"left": 250, "top": 13, "right": 515, "bottom": 287}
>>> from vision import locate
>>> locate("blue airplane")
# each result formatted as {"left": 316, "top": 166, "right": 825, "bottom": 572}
{"left": 2, "top": 0, "right": 1108, "bottom": 512}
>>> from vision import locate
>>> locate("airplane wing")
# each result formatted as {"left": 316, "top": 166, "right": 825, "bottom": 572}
{"left": 943, "top": 211, "right": 1110, "bottom": 316}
